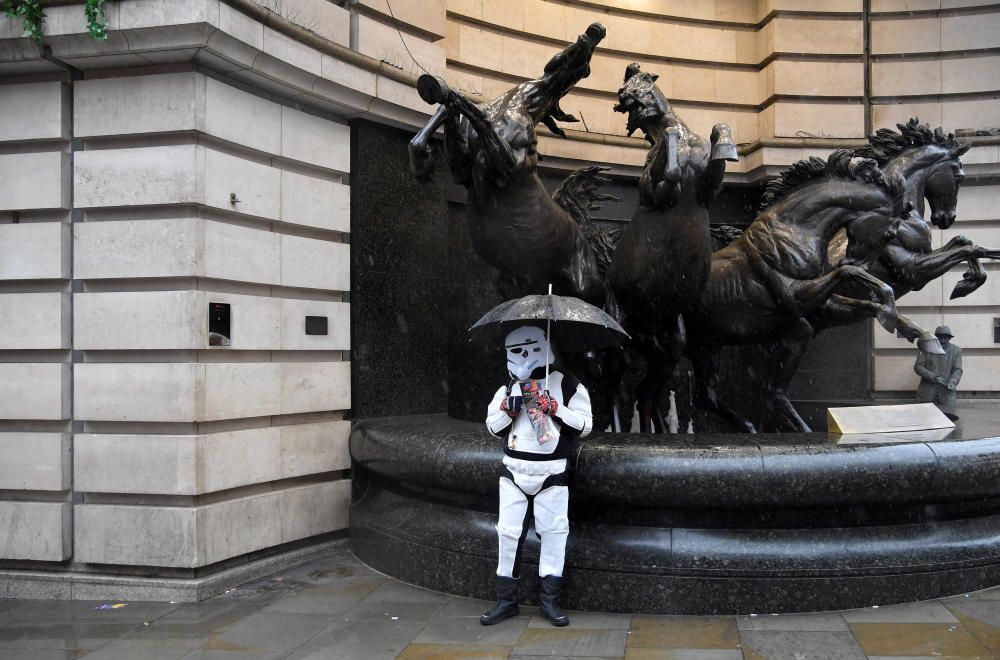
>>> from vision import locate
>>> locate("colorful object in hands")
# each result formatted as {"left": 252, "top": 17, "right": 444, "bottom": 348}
{"left": 522, "top": 380, "right": 559, "bottom": 443}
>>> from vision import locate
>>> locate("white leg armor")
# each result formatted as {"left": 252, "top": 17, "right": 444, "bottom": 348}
{"left": 497, "top": 475, "right": 530, "bottom": 578}
{"left": 534, "top": 484, "right": 569, "bottom": 577}
{"left": 496, "top": 464, "right": 569, "bottom": 578}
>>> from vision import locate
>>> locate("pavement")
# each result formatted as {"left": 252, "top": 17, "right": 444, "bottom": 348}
{"left": 3, "top": 541, "right": 1000, "bottom": 659}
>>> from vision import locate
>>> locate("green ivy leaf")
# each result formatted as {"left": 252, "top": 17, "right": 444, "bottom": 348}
{"left": 3, "top": 0, "right": 46, "bottom": 45}
{"left": 2, "top": 0, "right": 109, "bottom": 45}
{"left": 84, "top": 0, "right": 108, "bottom": 41}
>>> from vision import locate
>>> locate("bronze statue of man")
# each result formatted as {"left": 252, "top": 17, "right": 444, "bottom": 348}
{"left": 915, "top": 325, "right": 963, "bottom": 413}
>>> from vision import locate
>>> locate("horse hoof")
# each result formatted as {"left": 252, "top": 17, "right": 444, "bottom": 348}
{"left": 417, "top": 74, "right": 448, "bottom": 105}
{"left": 876, "top": 311, "right": 896, "bottom": 333}
{"left": 918, "top": 336, "right": 946, "bottom": 355}
{"left": 710, "top": 142, "right": 739, "bottom": 163}
{"left": 950, "top": 279, "right": 983, "bottom": 299}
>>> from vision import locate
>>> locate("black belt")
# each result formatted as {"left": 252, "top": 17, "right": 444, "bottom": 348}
{"left": 500, "top": 467, "right": 568, "bottom": 494}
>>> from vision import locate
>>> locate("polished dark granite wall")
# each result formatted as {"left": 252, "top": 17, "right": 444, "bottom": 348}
{"left": 350, "top": 120, "right": 451, "bottom": 418}
{"left": 349, "top": 123, "right": 873, "bottom": 424}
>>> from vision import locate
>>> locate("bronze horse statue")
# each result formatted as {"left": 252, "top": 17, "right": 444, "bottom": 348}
{"left": 824, "top": 119, "right": 998, "bottom": 305}
{"left": 737, "top": 120, "right": 998, "bottom": 431}
{"left": 606, "top": 64, "right": 738, "bottom": 432}
{"left": 408, "top": 23, "right": 613, "bottom": 307}
{"left": 684, "top": 151, "right": 909, "bottom": 432}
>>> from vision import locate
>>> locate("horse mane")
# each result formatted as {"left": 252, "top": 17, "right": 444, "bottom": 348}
{"left": 760, "top": 150, "right": 890, "bottom": 210}
{"left": 856, "top": 117, "right": 970, "bottom": 163}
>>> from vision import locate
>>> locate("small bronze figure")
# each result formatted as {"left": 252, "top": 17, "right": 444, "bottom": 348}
{"left": 915, "top": 325, "right": 963, "bottom": 414}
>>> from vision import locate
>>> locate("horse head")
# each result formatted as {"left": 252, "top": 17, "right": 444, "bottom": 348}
{"left": 522, "top": 23, "right": 605, "bottom": 137}
{"left": 857, "top": 118, "right": 970, "bottom": 229}
{"left": 614, "top": 63, "right": 672, "bottom": 144}
{"left": 923, "top": 132, "right": 968, "bottom": 228}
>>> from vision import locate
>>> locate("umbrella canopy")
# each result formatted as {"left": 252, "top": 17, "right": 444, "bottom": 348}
{"left": 468, "top": 293, "right": 629, "bottom": 352}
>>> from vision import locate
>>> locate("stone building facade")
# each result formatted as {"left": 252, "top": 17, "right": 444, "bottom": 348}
{"left": 0, "top": 0, "right": 997, "bottom": 598}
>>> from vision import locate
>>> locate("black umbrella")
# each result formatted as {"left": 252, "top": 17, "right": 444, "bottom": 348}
{"left": 468, "top": 288, "right": 629, "bottom": 355}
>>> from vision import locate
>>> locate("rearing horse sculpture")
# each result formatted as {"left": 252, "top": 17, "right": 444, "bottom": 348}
{"left": 684, "top": 151, "right": 908, "bottom": 432}
{"left": 763, "top": 120, "right": 998, "bottom": 430}
{"left": 408, "top": 23, "right": 611, "bottom": 307}
{"left": 606, "top": 64, "right": 738, "bottom": 432}
{"left": 823, "top": 119, "right": 996, "bottom": 304}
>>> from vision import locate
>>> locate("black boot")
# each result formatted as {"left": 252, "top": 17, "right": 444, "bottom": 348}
{"left": 480, "top": 576, "right": 520, "bottom": 625}
{"left": 538, "top": 575, "right": 569, "bottom": 627}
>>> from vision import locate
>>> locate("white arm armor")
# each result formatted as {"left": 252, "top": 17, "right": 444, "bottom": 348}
{"left": 554, "top": 382, "right": 593, "bottom": 437}
{"left": 486, "top": 385, "right": 512, "bottom": 437}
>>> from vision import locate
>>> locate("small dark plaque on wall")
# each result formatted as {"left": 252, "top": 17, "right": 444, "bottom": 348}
{"left": 305, "top": 315, "right": 328, "bottom": 336}
{"left": 209, "top": 302, "right": 231, "bottom": 346}
{"left": 994, "top": 318, "right": 1000, "bottom": 344}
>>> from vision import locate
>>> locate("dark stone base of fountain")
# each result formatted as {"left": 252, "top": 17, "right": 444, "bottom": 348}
{"left": 350, "top": 408, "right": 1000, "bottom": 614}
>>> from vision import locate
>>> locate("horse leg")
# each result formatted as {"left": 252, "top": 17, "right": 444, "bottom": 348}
{"left": 652, "top": 128, "right": 682, "bottom": 208}
{"left": 688, "top": 343, "right": 756, "bottom": 433}
{"left": 827, "top": 295, "right": 945, "bottom": 355}
{"left": 631, "top": 329, "right": 666, "bottom": 433}
{"left": 894, "top": 242, "right": 989, "bottom": 299}
{"left": 632, "top": 316, "right": 684, "bottom": 433}
{"left": 648, "top": 316, "right": 687, "bottom": 433}
{"left": 441, "top": 93, "right": 519, "bottom": 177}
{"left": 697, "top": 123, "right": 738, "bottom": 202}
{"left": 604, "top": 347, "right": 630, "bottom": 432}
{"left": 408, "top": 104, "right": 450, "bottom": 182}
{"left": 442, "top": 111, "right": 474, "bottom": 186}
{"left": 787, "top": 265, "right": 897, "bottom": 332}
{"left": 759, "top": 319, "right": 813, "bottom": 433}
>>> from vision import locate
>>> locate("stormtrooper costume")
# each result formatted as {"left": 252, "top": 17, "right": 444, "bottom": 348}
{"left": 480, "top": 325, "right": 592, "bottom": 628}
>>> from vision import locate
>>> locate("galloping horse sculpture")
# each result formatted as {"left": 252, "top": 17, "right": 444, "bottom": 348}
{"left": 408, "top": 23, "right": 612, "bottom": 307}
{"left": 824, "top": 119, "right": 997, "bottom": 305}
{"left": 756, "top": 120, "right": 999, "bottom": 431}
{"left": 684, "top": 151, "right": 908, "bottom": 432}
{"left": 606, "top": 64, "right": 738, "bottom": 432}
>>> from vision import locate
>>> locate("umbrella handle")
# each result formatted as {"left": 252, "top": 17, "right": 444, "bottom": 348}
{"left": 545, "top": 284, "right": 552, "bottom": 392}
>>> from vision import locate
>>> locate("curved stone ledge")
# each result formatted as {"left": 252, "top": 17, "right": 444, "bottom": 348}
{"left": 351, "top": 415, "right": 1000, "bottom": 508}
{"left": 350, "top": 414, "right": 1000, "bottom": 614}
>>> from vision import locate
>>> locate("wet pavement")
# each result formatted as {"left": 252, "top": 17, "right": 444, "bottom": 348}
{"left": 4, "top": 540, "right": 1000, "bottom": 659}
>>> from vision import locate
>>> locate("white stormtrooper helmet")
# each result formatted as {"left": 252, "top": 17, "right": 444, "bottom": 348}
{"left": 504, "top": 325, "right": 555, "bottom": 381}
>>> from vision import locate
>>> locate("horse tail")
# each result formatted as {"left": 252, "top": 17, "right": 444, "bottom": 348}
{"left": 552, "top": 165, "right": 619, "bottom": 226}
{"left": 584, "top": 225, "right": 623, "bottom": 278}
{"left": 553, "top": 165, "right": 623, "bottom": 277}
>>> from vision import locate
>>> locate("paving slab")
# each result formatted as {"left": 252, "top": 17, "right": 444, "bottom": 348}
{"left": 737, "top": 612, "right": 849, "bottom": 632}
{"left": 943, "top": 598, "right": 1000, "bottom": 655}
{"left": 624, "top": 650, "right": 744, "bottom": 660}
{"left": 841, "top": 602, "right": 960, "bottom": 624}
{"left": 398, "top": 642, "right": 514, "bottom": 658}
{"left": 415, "top": 614, "right": 528, "bottom": 645}
{"left": 628, "top": 616, "right": 740, "bottom": 649}
{"left": 739, "top": 630, "right": 868, "bottom": 660}
{"left": 76, "top": 636, "right": 206, "bottom": 660}
{"left": 283, "top": 616, "right": 427, "bottom": 660}
{"left": 511, "top": 627, "right": 628, "bottom": 657}
{"left": 180, "top": 652, "right": 283, "bottom": 660}
{"left": 849, "top": 622, "right": 991, "bottom": 657}
{"left": 0, "top": 650, "right": 78, "bottom": 660}
{"left": 211, "top": 611, "right": 333, "bottom": 652}
{"left": 527, "top": 612, "right": 632, "bottom": 629}
{"left": 0, "top": 622, "right": 139, "bottom": 651}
